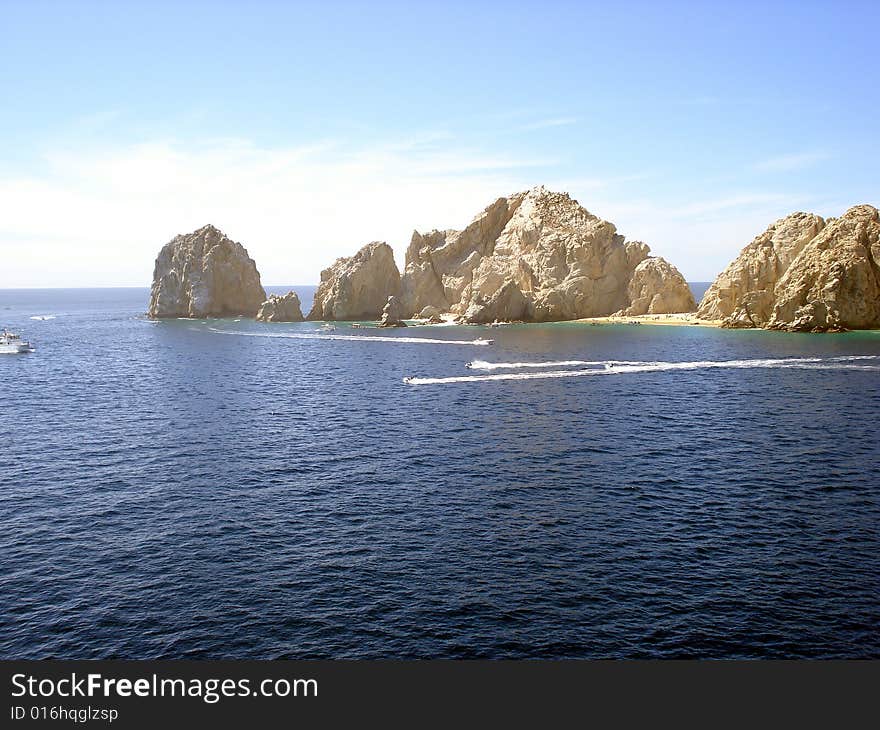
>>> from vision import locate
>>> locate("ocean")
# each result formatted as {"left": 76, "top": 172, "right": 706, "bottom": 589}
{"left": 1, "top": 285, "right": 879, "bottom": 659}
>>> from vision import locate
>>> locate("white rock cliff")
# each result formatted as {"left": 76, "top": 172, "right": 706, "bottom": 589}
{"left": 401, "top": 186, "right": 694, "bottom": 322}
{"left": 148, "top": 225, "right": 266, "bottom": 318}
{"left": 699, "top": 205, "right": 880, "bottom": 331}
{"left": 307, "top": 241, "right": 401, "bottom": 320}
{"left": 697, "top": 212, "right": 826, "bottom": 326}
{"left": 767, "top": 205, "right": 880, "bottom": 331}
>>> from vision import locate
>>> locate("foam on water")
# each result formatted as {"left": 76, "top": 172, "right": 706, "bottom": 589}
{"left": 208, "top": 327, "right": 493, "bottom": 346}
{"left": 407, "top": 356, "right": 880, "bottom": 385}
{"left": 467, "top": 359, "right": 643, "bottom": 370}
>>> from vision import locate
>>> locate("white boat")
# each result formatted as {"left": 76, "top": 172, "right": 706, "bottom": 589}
{"left": 0, "top": 328, "right": 35, "bottom": 354}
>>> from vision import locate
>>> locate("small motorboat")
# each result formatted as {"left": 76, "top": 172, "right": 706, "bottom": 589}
{"left": 0, "top": 328, "right": 35, "bottom": 354}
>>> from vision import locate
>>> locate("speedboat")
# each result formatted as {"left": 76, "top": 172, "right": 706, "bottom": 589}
{"left": 0, "top": 329, "right": 35, "bottom": 354}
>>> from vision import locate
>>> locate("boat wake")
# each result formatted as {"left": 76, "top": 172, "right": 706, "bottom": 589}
{"left": 208, "top": 327, "right": 493, "bottom": 346}
{"left": 407, "top": 355, "right": 880, "bottom": 385}
{"left": 467, "top": 359, "right": 643, "bottom": 370}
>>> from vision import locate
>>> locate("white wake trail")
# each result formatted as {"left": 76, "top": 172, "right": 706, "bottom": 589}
{"left": 406, "top": 356, "right": 880, "bottom": 385}
{"left": 207, "top": 327, "right": 493, "bottom": 346}
{"left": 467, "top": 359, "right": 644, "bottom": 370}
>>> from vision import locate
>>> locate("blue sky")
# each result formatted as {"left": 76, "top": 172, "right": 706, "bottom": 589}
{"left": 1, "top": 0, "right": 878, "bottom": 286}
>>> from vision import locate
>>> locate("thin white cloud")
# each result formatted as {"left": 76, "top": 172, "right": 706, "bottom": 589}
{"left": 0, "top": 138, "right": 547, "bottom": 287}
{"left": 753, "top": 151, "right": 830, "bottom": 173}
{"left": 379, "top": 130, "right": 456, "bottom": 153}
{"left": 516, "top": 117, "right": 578, "bottom": 132}
{"left": 0, "top": 131, "right": 849, "bottom": 286}
{"left": 668, "top": 193, "right": 807, "bottom": 218}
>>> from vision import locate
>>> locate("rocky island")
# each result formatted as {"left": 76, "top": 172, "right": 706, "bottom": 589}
{"left": 699, "top": 204, "right": 880, "bottom": 331}
{"left": 255, "top": 291, "right": 304, "bottom": 322}
{"left": 148, "top": 224, "right": 266, "bottom": 318}
{"left": 146, "top": 192, "right": 879, "bottom": 333}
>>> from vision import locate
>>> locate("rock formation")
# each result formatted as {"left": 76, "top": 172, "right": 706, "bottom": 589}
{"left": 400, "top": 186, "right": 693, "bottom": 323}
{"left": 699, "top": 205, "right": 880, "bottom": 331}
{"left": 416, "top": 305, "right": 444, "bottom": 324}
{"left": 401, "top": 196, "right": 519, "bottom": 317}
{"left": 148, "top": 225, "right": 266, "bottom": 318}
{"left": 697, "top": 212, "right": 826, "bottom": 326}
{"left": 461, "top": 280, "right": 530, "bottom": 323}
{"left": 418, "top": 305, "right": 443, "bottom": 320}
{"left": 378, "top": 295, "right": 407, "bottom": 327}
{"left": 256, "top": 291, "right": 304, "bottom": 322}
{"left": 767, "top": 205, "right": 880, "bottom": 331}
{"left": 618, "top": 257, "right": 696, "bottom": 316}
{"left": 307, "top": 241, "right": 401, "bottom": 320}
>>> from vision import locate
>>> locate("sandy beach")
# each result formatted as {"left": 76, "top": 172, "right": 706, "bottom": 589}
{"left": 405, "top": 312, "right": 725, "bottom": 328}
{"left": 576, "top": 312, "right": 724, "bottom": 327}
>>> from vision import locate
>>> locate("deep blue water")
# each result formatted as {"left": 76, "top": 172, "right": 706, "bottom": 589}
{"left": 1, "top": 287, "right": 879, "bottom": 659}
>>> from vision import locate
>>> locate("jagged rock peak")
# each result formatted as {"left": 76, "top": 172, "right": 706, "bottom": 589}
{"left": 148, "top": 224, "right": 266, "bottom": 318}
{"left": 767, "top": 204, "right": 880, "bottom": 331}
{"left": 401, "top": 193, "right": 527, "bottom": 316}
{"left": 401, "top": 186, "right": 694, "bottom": 322}
{"left": 307, "top": 241, "right": 401, "bottom": 321}
{"left": 256, "top": 291, "right": 304, "bottom": 322}
{"left": 697, "top": 211, "right": 826, "bottom": 326}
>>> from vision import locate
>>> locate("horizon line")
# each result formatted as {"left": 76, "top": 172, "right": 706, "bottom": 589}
{"left": 0, "top": 280, "right": 719, "bottom": 291}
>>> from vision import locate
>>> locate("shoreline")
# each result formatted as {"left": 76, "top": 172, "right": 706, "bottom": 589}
{"left": 408, "top": 312, "right": 724, "bottom": 328}
{"left": 575, "top": 312, "right": 723, "bottom": 328}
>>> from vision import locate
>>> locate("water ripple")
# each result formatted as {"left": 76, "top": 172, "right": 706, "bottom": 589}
{"left": 1, "top": 289, "right": 879, "bottom": 658}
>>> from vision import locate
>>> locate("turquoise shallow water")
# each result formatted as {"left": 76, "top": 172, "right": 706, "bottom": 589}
{"left": 1, "top": 287, "right": 879, "bottom": 658}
